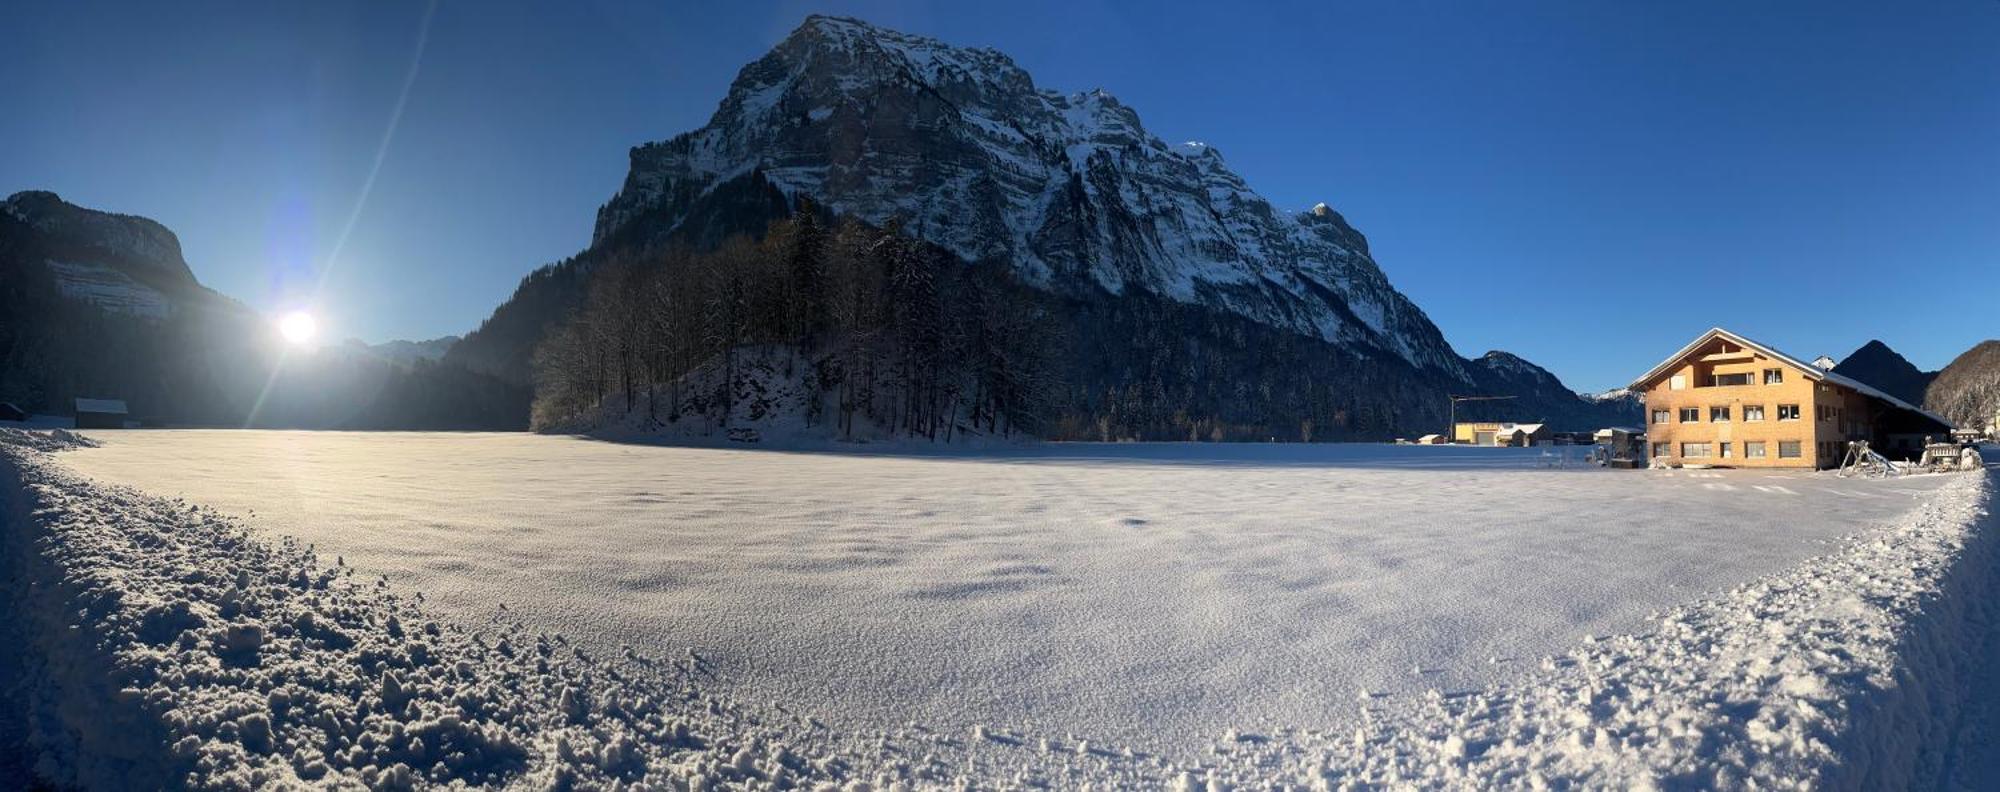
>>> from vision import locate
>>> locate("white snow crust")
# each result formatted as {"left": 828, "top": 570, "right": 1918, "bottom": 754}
{"left": 30, "top": 430, "right": 1997, "bottom": 788}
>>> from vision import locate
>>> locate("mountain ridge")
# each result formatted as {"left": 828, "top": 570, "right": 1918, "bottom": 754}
{"left": 1832, "top": 339, "right": 1936, "bottom": 407}
{"left": 589, "top": 14, "right": 1465, "bottom": 378}
{"left": 457, "top": 15, "right": 1635, "bottom": 438}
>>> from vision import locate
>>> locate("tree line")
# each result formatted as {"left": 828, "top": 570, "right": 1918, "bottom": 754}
{"left": 530, "top": 205, "right": 1063, "bottom": 442}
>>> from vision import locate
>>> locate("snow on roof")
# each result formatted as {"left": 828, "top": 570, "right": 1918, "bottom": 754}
{"left": 1629, "top": 328, "right": 1952, "bottom": 427}
{"left": 74, "top": 398, "right": 128, "bottom": 414}
{"left": 1495, "top": 423, "right": 1545, "bottom": 436}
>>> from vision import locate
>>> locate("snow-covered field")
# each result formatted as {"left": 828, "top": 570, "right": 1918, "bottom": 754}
{"left": 7, "top": 428, "right": 1994, "bottom": 788}
{"left": 54, "top": 433, "right": 1962, "bottom": 755}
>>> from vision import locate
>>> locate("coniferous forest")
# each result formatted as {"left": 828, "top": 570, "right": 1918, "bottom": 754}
{"left": 528, "top": 204, "right": 1476, "bottom": 443}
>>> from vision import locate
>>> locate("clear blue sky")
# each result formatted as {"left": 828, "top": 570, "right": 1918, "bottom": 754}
{"left": 6, "top": 1, "right": 1996, "bottom": 392}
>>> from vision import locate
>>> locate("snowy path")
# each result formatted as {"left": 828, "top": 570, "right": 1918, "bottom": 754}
{"left": 59, "top": 431, "right": 1956, "bottom": 761}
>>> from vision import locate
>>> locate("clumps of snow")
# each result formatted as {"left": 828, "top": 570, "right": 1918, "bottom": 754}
{"left": 0, "top": 440, "right": 928, "bottom": 789}
{"left": 1182, "top": 459, "right": 1997, "bottom": 788}
{"left": 0, "top": 427, "right": 99, "bottom": 452}
{"left": 10, "top": 427, "right": 1996, "bottom": 788}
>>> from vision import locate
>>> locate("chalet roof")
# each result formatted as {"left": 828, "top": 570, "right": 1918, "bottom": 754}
{"left": 1629, "top": 328, "right": 1951, "bottom": 427}
{"left": 1495, "top": 423, "right": 1546, "bottom": 436}
{"left": 74, "top": 398, "right": 128, "bottom": 415}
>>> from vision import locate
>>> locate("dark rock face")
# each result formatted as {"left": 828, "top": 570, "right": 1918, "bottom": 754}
{"left": 1833, "top": 339, "right": 1936, "bottom": 407}
{"left": 1927, "top": 341, "right": 2000, "bottom": 431}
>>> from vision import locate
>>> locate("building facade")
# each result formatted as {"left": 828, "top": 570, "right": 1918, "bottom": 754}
{"left": 1631, "top": 328, "right": 1952, "bottom": 469}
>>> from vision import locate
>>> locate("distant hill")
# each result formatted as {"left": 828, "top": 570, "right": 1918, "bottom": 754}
{"left": 341, "top": 336, "right": 459, "bottom": 366}
{"left": 1926, "top": 340, "right": 2000, "bottom": 431}
{"left": 0, "top": 191, "right": 526, "bottom": 429}
{"left": 1832, "top": 339, "right": 1936, "bottom": 406}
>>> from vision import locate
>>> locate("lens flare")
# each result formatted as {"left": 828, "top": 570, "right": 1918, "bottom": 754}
{"left": 278, "top": 311, "right": 318, "bottom": 345}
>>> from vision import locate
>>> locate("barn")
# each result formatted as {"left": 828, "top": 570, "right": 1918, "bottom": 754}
{"left": 74, "top": 398, "right": 129, "bottom": 429}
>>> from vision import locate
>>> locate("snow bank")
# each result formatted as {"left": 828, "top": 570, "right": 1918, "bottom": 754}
{"left": 0, "top": 432, "right": 911, "bottom": 790}
{"left": 1179, "top": 460, "right": 1997, "bottom": 789}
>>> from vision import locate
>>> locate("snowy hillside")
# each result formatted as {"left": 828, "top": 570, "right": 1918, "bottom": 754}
{"left": 594, "top": 15, "right": 1463, "bottom": 377}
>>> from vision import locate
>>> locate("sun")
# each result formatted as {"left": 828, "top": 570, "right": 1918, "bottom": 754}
{"left": 277, "top": 310, "right": 318, "bottom": 345}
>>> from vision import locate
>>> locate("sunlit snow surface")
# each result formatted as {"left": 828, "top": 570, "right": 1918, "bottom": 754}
{"left": 61, "top": 432, "right": 1953, "bottom": 759}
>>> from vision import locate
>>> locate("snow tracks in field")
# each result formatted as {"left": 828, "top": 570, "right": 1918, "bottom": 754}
{"left": 4, "top": 425, "right": 1996, "bottom": 790}
{"left": 1180, "top": 460, "right": 1998, "bottom": 790}
{"left": 0, "top": 434, "right": 908, "bottom": 790}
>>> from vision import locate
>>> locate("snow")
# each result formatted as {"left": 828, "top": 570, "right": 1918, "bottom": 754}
{"left": 45, "top": 259, "right": 173, "bottom": 318}
{"left": 10, "top": 429, "right": 1998, "bottom": 786}
{"left": 1, "top": 429, "right": 897, "bottom": 789}
{"left": 54, "top": 431, "right": 1968, "bottom": 761}
{"left": 602, "top": 16, "right": 1474, "bottom": 377}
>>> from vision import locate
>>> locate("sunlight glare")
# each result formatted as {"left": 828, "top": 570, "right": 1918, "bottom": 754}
{"left": 278, "top": 310, "right": 318, "bottom": 346}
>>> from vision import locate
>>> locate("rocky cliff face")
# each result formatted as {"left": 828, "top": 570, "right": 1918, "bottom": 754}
{"left": 458, "top": 15, "right": 1630, "bottom": 438}
{"left": 593, "top": 15, "right": 1463, "bottom": 378}
{"left": 2, "top": 191, "right": 206, "bottom": 318}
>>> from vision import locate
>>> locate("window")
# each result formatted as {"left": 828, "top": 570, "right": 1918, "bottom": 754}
{"left": 1710, "top": 373, "right": 1752, "bottom": 387}
{"left": 1652, "top": 442, "right": 1670, "bottom": 458}
{"left": 1743, "top": 405, "right": 1765, "bottom": 421}
{"left": 1764, "top": 368, "right": 1784, "bottom": 385}
{"left": 1778, "top": 440, "right": 1802, "bottom": 458}
{"left": 1670, "top": 375, "right": 1686, "bottom": 390}
{"left": 1682, "top": 442, "right": 1712, "bottom": 458}
{"left": 1679, "top": 407, "right": 1701, "bottom": 423}
{"left": 1745, "top": 441, "right": 1767, "bottom": 458}
{"left": 1719, "top": 442, "right": 1733, "bottom": 458}
{"left": 1777, "top": 404, "right": 1801, "bottom": 421}
{"left": 1651, "top": 409, "right": 1671, "bottom": 425}
{"left": 1710, "top": 406, "right": 1731, "bottom": 422}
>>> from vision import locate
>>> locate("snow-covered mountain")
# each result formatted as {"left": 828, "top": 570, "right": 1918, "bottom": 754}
{"left": 457, "top": 15, "right": 1633, "bottom": 438}
{"left": 340, "top": 336, "right": 460, "bottom": 366}
{"left": 593, "top": 15, "right": 1463, "bottom": 378}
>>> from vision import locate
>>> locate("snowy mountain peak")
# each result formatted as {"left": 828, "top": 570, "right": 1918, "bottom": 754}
{"left": 592, "top": 16, "right": 1465, "bottom": 377}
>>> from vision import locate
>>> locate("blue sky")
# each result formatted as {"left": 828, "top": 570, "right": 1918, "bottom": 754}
{"left": 6, "top": 1, "right": 1996, "bottom": 392}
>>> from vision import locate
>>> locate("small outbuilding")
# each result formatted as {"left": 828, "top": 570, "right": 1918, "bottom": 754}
{"left": 1493, "top": 423, "right": 1549, "bottom": 447}
{"left": 73, "top": 398, "right": 129, "bottom": 429}
{"left": 1414, "top": 434, "right": 1448, "bottom": 445}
